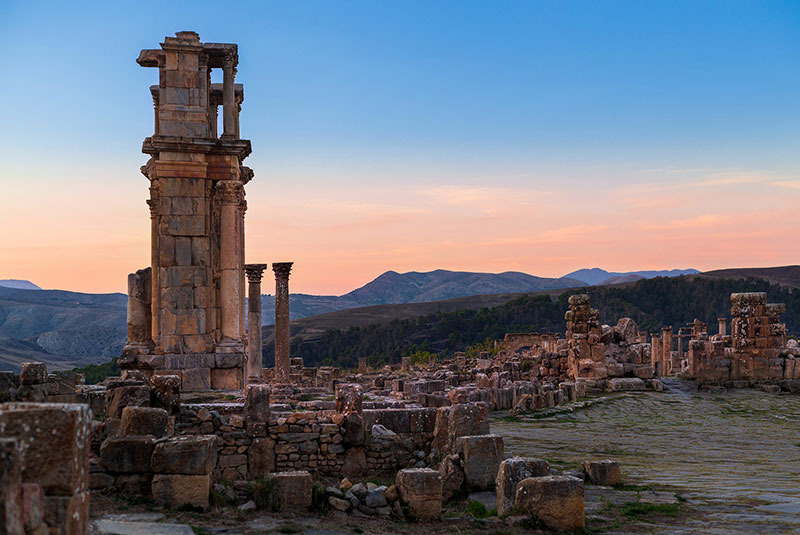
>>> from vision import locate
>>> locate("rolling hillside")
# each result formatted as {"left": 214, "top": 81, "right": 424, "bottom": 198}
{"left": 698, "top": 266, "right": 800, "bottom": 288}
{"left": 259, "top": 269, "right": 585, "bottom": 324}
{"left": 266, "top": 275, "right": 799, "bottom": 369}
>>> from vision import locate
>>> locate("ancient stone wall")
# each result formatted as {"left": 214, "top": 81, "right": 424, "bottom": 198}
{"left": 685, "top": 292, "right": 798, "bottom": 386}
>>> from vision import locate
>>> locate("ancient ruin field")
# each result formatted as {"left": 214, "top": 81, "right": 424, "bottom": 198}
{"left": 497, "top": 379, "right": 800, "bottom": 534}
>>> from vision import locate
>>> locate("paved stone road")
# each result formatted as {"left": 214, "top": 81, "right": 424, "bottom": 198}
{"left": 494, "top": 379, "right": 800, "bottom": 534}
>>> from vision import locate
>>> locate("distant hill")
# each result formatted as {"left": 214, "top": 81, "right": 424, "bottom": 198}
{"left": 599, "top": 274, "right": 645, "bottom": 285}
{"left": 0, "top": 280, "right": 42, "bottom": 290}
{"left": 259, "top": 269, "right": 585, "bottom": 324}
{"left": 564, "top": 268, "right": 699, "bottom": 286}
{"left": 268, "top": 275, "right": 799, "bottom": 369}
{"left": 0, "top": 286, "right": 126, "bottom": 371}
{"left": 698, "top": 266, "right": 800, "bottom": 289}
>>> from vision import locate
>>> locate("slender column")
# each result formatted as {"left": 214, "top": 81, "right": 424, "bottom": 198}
{"left": 239, "top": 199, "right": 247, "bottom": 340}
{"left": 222, "top": 54, "right": 236, "bottom": 138}
{"left": 147, "top": 184, "right": 160, "bottom": 350}
{"left": 718, "top": 318, "right": 727, "bottom": 337}
{"left": 245, "top": 264, "right": 267, "bottom": 383}
{"left": 151, "top": 89, "right": 159, "bottom": 135}
{"left": 210, "top": 95, "right": 218, "bottom": 138}
{"left": 661, "top": 327, "right": 672, "bottom": 375}
{"left": 217, "top": 180, "right": 243, "bottom": 344}
{"left": 272, "top": 262, "right": 293, "bottom": 383}
{"left": 650, "top": 333, "right": 661, "bottom": 376}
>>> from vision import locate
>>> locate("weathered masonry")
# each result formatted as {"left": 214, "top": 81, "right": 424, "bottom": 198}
{"left": 121, "top": 31, "right": 256, "bottom": 390}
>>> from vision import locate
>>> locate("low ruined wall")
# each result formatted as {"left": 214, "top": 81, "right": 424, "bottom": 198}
{"left": 176, "top": 404, "right": 439, "bottom": 481}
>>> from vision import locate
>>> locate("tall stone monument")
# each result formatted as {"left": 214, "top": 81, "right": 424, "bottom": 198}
{"left": 121, "top": 31, "right": 257, "bottom": 391}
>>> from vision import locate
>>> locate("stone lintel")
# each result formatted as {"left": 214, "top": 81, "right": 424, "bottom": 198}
{"left": 203, "top": 43, "right": 238, "bottom": 68}
{"left": 142, "top": 136, "right": 251, "bottom": 159}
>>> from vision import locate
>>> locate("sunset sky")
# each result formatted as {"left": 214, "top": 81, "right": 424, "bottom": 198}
{"left": 1, "top": 1, "right": 798, "bottom": 295}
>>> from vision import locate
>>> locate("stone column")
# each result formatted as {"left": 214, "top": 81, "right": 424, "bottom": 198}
{"left": 245, "top": 264, "right": 267, "bottom": 384}
{"left": 239, "top": 199, "right": 247, "bottom": 341}
{"left": 718, "top": 318, "right": 727, "bottom": 337}
{"left": 222, "top": 54, "right": 236, "bottom": 138}
{"left": 650, "top": 333, "right": 661, "bottom": 376}
{"left": 217, "top": 180, "right": 243, "bottom": 346}
{"left": 147, "top": 184, "right": 161, "bottom": 350}
{"left": 272, "top": 262, "right": 293, "bottom": 383}
{"left": 151, "top": 88, "right": 160, "bottom": 135}
{"left": 661, "top": 327, "right": 673, "bottom": 375}
{"left": 123, "top": 268, "right": 153, "bottom": 356}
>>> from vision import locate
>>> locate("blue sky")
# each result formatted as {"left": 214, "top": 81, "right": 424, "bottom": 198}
{"left": 1, "top": 1, "right": 798, "bottom": 293}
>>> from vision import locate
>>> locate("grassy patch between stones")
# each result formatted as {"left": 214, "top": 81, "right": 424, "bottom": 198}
{"left": 466, "top": 500, "right": 497, "bottom": 519}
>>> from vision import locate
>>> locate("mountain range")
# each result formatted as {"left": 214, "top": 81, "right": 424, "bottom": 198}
{"left": 0, "top": 266, "right": 709, "bottom": 371}
{"left": 562, "top": 268, "right": 699, "bottom": 286}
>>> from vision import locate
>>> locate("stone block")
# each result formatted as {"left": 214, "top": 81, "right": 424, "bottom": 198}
{"left": 215, "top": 353, "right": 245, "bottom": 368}
{"left": 137, "top": 354, "right": 164, "bottom": 370}
{"left": 515, "top": 476, "right": 584, "bottom": 531}
{"left": 455, "top": 434, "right": 504, "bottom": 490}
{"left": 211, "top": 367, "right": 243, "bottom": 390}
{"left": 272, "top": 471, "right": 313, "bottom": 512}
{"left": 152, "top": 474, "right": 210, "bottom": 508}
{"left": 159, "top": 235, "right": 175, "bottom": 267}
{"left": 244, "top": 384, "right": 270, "bottom": 424}
{"left": 151, "top": 435, "right": 218, "bottom": 475}
{"left": 248, "top": 438, "right": 275, "bottom": 477}
{"left": 106, "top": 385, "right": 150, "bottom": 419}
{"left": 582, "top": 460, "right": 621, "bottom": 486}
{"left": 606, "top": 378, "right": 646, "bottom": 391}
{"left": 44, "top": 491, "right": 88, "bottom": 535}
{"left": 335, "top": 383, "right": 363, "bottom": 415}
{"left": 20, "top": 362, "right": 47, "bottom": 385}
{"left": 0, "top": 403, "right": 91, "bottom": 496}
{"left": 0, "top": 438, "right": 23, "bottom": 535}
{"left": 438, "top": 454, "right": 464, "bottom": 502}
{"left": 119, "top": 406, "right": 168, "bottom": 437}
{"left": 150, "top": 374, "right": 181, "bottom": 414}
{"left": 496, "top": 457, "right": 550, "bottom": 515}
{"left": 21, "top": 482, "right": 44, "bottom": 533}
{"left": 100, "top": 436, "right": 155, "bottom": 473}
{"left": 191, "top": 237, "right": 210, "bottom": 266}
{"left": 396, "top": 468, "right": 442, "bottom": 521}
{"left": 181, "top": 368, "right": 211, "bottom": 391}
{"left": 433, "top": 402, "right": 490, "bottom": 453}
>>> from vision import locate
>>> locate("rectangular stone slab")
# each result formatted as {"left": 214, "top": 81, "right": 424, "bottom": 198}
{"left": 0, "top": 403, "right": 90, "bottom": 496}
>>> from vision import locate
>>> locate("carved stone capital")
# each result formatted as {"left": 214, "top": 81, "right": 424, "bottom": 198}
{"left": 245, "top": 264, "right": 268, "bottom": 283}
{"left": 215, "top": 180, "right": 244, "bottom": 204}
{"left": 272, "top": 262, "right": 293, "bottom": 280}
